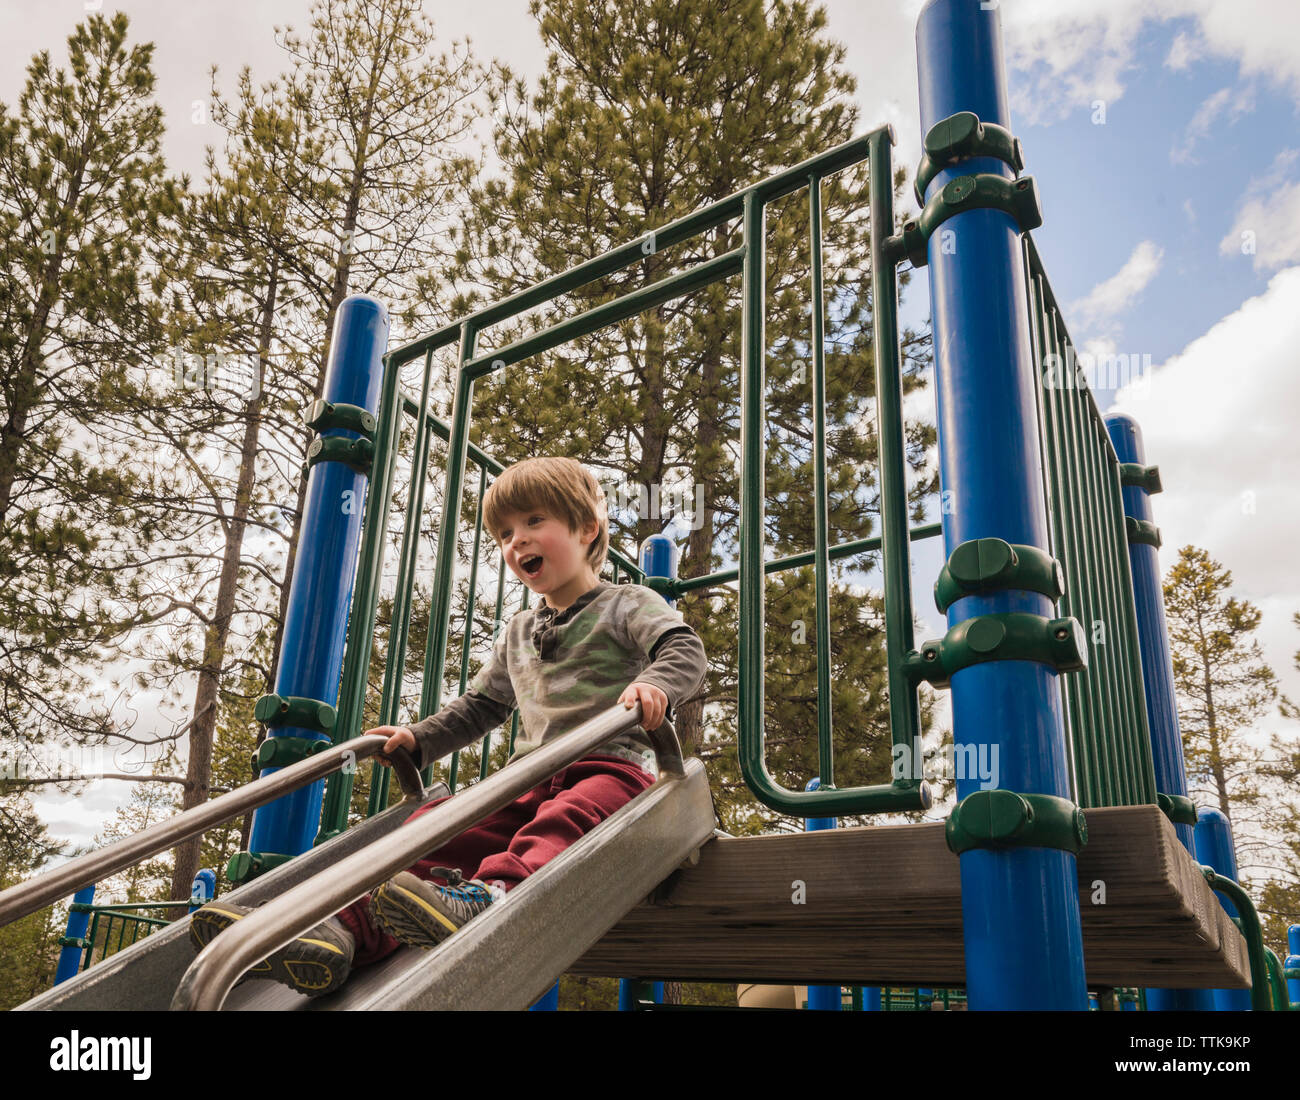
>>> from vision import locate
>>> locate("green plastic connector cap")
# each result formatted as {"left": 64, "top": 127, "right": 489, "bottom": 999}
{"left": 226, "top": 850, "right": 294, "bottom": 885}
{"left": 946, "top": 789, "right": 1087, "bottom": 856}
{"left": 1125, "top": 516, "right": 1162, "bottom": 548}
{"left": 1156, "top": 792, "right": 1198, "bottom": 826}
{"left": 934, "top": 538, "right": 1065, "bottom": 613}
{"left": 305, "top": 399, "right": 377, "bottom": 439}
{"left": 904, "top": 612, "right": 1088, "bottom": 690}
{"left": 254, "top": 693, "right": 337, "bottom": 734}
{"left": 1119, "top": 463, "right": 1162, "bottom": 495}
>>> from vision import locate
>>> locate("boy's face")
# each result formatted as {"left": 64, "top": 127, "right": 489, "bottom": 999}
{"left": 495, "top": 506, "right": 598, "bottom": 602}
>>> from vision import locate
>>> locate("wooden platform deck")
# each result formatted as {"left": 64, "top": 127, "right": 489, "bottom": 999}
{"left": 572, "top": 805, "right": 1250, "bottom": 989}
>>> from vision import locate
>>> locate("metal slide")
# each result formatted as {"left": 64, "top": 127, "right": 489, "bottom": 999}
{"left": 15, "top": 704, "right": 716, "bottom": 1011}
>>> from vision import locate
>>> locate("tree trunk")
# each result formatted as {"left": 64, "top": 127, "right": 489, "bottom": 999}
{"left": 169, "top": 261, "right": 278, "bottom": 913}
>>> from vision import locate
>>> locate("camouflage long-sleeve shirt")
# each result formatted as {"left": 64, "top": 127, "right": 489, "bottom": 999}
{"left": 407, "top": 580, "right": 707, "bottom": 776}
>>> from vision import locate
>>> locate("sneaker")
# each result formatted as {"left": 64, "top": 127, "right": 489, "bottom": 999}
{"left": 370, "top": 868, "right": 496, "bottom": 948}
{"left": 188, "top": 899, "right": 355, "bottom": 997}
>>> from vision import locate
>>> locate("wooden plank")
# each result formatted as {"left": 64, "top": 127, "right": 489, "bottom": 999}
{"left": 573, "top": 804, "right": 1251, "bottom": 989}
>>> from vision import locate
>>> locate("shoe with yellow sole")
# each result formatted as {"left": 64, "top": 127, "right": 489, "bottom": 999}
{"left": 188, "top": 899, "right": 355, "bottom": 997}
{"left": 370, "top": 868, "right": 495, "bottom": 948}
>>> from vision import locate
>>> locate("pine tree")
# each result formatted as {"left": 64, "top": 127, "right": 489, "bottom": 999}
{"left": 0, "top": 791, "right": 66, "bottom": 1008}
{"left": 0, "top": 13, "right": 186, "bottom": 769}
{"left": 1164, "top": 546, "right": 1278, "bottom": 834}
{"left": 428, "top": 0, "right": 937, "bottom": 835}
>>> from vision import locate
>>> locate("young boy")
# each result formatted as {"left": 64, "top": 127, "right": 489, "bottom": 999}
{"left": 190, "top": 456, "right": 708, "bottom": 997}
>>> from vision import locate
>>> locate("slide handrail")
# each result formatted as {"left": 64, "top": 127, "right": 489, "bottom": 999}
{"left": 0, "top": 734, "right": 425, "bottom": 929}
{"left": 171, "top": 701, "right": 683, "bottom": 1010}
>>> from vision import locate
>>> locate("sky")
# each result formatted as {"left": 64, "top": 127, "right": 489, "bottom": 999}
{"left": 3, "top": 0, "right": 1298, "bottom": 856}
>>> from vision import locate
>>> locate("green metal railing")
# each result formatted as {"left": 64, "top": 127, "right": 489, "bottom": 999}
{"left": 312, "top": 125, "right": 938, "bottom": 834}
{"left": 76, "top": 901, "right": 175, "bottom": 971}
{"left": 1022, "top": 237, "right": 1157, "bottom": 809}
{"left": 313, "top": 125, "right": 1162, "bottom": 836}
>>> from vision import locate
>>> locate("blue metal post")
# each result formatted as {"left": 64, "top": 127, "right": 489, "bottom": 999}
{"left": 188, "top": 868, "right": 216, "bottom": 914}
{"left": 1104, "top": 413, "right": 1213, "bottom": 1012}
{"left": 248, "top": 295, "right": 389, "bottom": 859}
{"left": 861, "top": 987, "right": 881, "bottom": 1011}
{"left": 1104, "top": 414, "right": 1195, "bottom": 851}
{"left": 915, "top": 0, "right": 1087, "bottom": 1010}
{"left": 529, "top": 983, "right": 560, "bottom": 1011}
{"left": 54, "top": 885, "right": 95, "bottom": 985}
{"left": 615, "top": 533, "right": 681, "bottom": 1013}
{"left": 1287, "top": 926, "right": 1299, "bottom": 1007}
{"left": 804, "top": 777, "right": 841, "bottom": 1011}
{"left": 1194, "top": 809, "right": 1252, "bottom": 1011}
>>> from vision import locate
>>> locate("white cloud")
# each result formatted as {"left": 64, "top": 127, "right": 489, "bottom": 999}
{"left": 1221, "top": 149, "right": 1300, "bottom": 273}
{"left": 1067, "top": 240, "right": 1164, "bottom": 329}
{"left": 1110, "top": 265, "right": 1300, "bottom": 704}
{"left": 1165, "top": 29, "right": 1203, "bottom": 70}
{"left": 1171, "top": 83, "right": 1256, "bottom": 164}
{"left": 994, "top": 1, "right": 1300, "bottom": 124}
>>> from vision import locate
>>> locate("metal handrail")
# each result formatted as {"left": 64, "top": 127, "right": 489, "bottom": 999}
{"left": 171, "top": 701, "right": 684, "bottom": 1010}
{"left": 0, "top": 735, "right": 425, "bottom": 929}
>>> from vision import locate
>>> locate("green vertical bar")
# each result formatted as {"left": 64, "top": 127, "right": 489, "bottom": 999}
{"left": 1087, "top": 414, "right": 1140, "bottom": 803}
{"left": 737, "top": 188, "right": 770, "bottom": 808}
{"left": 1049, "top": 310, "right": 1115, "bottom": 805}
{"left": 420, "top": 322, "right": 479, "bottom": 790}
{"left": 1022, "top": 251, "right": 1084, "bottom": 804}
{"left": 1071, "top": 368, "right": 1124, "bottom": 805}
{"left": 1078, "top": 397, "right": 1133, "bottom": 803}
{"left": 808, "top": 173, "right": 834, "bottom": 790}
{"left": 1038, "top": 298, "right": 1102, "bottom": 807}
{"left": 368, "top": 349, "right": 438, "bottom": 816}
{"left": 1100, "top": 438, "right": 1158, "bottom": 802}
{"left": 867, "top": 129, "right": 925, "bottom": 789}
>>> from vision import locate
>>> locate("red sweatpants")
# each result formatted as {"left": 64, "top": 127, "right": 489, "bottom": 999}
{"left": 337, "top": 754, "right": 655, "bottom": 966}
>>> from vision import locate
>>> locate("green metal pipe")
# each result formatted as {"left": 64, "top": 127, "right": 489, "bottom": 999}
{"left": 672, "top": 522, "right": 943, "bottom": 596}
{"left": 1201, "top": 867, "right": 1272, "bottom": 1011}
{"left": 868, "top": 127, "right": 926, "bottom": 794}
{"left": 387, "top": 130, "right": 885, "bottom": 370}
{"left": 808, "top": 174, "right": 834, "bottom": 790}
{"left": 369, "top": 349, "right": 441, "bottom": 816}
{"left": 461, "top": 248, "right": 745, "bottom": 379}
{"left": 419, "top": 322, "right": 479, "bottom": 789}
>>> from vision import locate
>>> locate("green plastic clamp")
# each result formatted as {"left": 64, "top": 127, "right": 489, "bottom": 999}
{"left": 305, "top": 434, "right": 374, "bottom": 474}
{"left": 897, "top": 173, "right": 1042, "bottom": 270}
{"left": 252, "top": 735, "right": 333, "bottom": 772}
{"left": 914, "top": 111, "right": 1025, "bottom": 207}
{"left": 58, "top": 935, "right": 87, "bottom": 948}
{"left": 1156, "top": 792, "right": 1198, "bottom": 827}
{"left": 305, "top": 399, "right": 377, "bottom": 439}
{"left": 933, "top": 537, "right": 1065, "bottom": 614}
{"left": 946, "top": 789, "right": 1088, "bottom": 856}
{"left": 1125, "top": 516, "right": 1162, "bottom": 548}
{"left": 254, "top": 693, "right": 337, "bottom": 734}
{"left": 904, "top": 612, "right": 1087, "bottom": 691}
{"left": 226, "top": 851, "right": 294, "bottom": 885}
{"left": 1119, "top": 463, "right": 1162, "bottom": 495}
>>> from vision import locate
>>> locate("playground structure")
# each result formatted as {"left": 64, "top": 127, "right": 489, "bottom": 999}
{"left": 1, "top": 0, "right": 1297, "bottom": 1011}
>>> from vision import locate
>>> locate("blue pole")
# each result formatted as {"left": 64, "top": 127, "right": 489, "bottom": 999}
{"left": 915, "top": 0, "right": 1087, "bottom": 1010}
{"left": 614, "top": 533, "right": 681, "bottom": 1013}
{"left": 529, "top": 983, "right": 559, "bottom": 1011}
{"left": 1194, "top": 809, "right": 1252, "bottom": 1011}
{"left": 188, "top": 869, "right": 216, "bottom": 914}
{"left": 248, "top": 295, "right": 389, "bottom": 860}
{"left": 54, "top": 885, "right": 95, "bottom": 985}
{"left": 1104, "top": 413, "right": 1213, "bottom": 1012}
{"left": 1287, "top": 925, "right": 1299, "bottom": 1007}
{"left": 804, "top": 777, "right": 841, "bottom": 1011}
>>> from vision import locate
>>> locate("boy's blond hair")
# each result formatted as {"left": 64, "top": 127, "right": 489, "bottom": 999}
{"left": 482, "top": 457, "right": 609, "bottom": 577}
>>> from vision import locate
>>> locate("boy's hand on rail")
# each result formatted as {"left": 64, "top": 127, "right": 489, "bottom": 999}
{"left": 368, "top": 725, "right": 415, "bottom": 768}
{"left": 619, "top": 682, "right": 668, "bottom": 731}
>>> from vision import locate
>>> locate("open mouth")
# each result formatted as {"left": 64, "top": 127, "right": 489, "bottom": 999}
{"left": 521, "top": 555, "right": 544, "bottom": 577}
